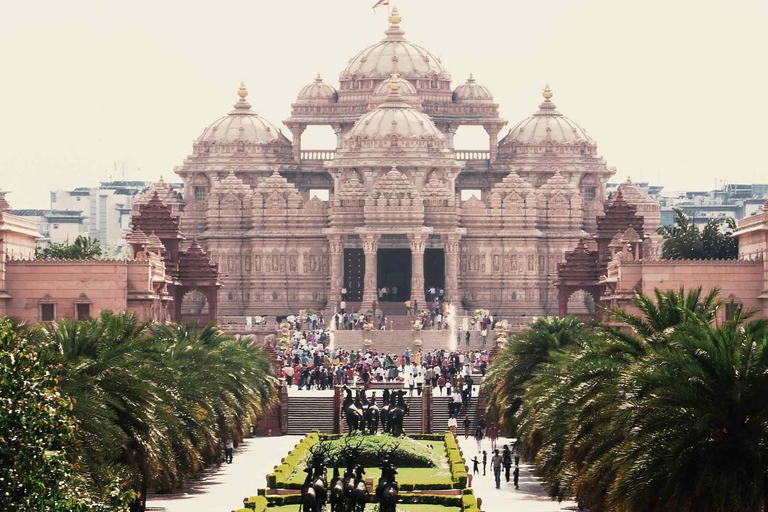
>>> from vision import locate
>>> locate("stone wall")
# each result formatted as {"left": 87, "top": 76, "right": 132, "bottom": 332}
{"left": 606, "top": 259, "right": 765, "bottom": 322}
{"left": 4, "top": 259, "right": 165, "bottom": 323}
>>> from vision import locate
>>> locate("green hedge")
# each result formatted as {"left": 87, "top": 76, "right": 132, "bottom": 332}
{"left": 262, "top": 493, "right": 463, "bottom": 506}
{"left": 444, "top": 433, "right": 468, "bottom": 489}
{"left": 462, "top": 491, "right": 480, "bottom": 512}
{"left": 242, "top": 495, "right": 267, "bottom": 512}
{"left": 266, "top": 432, "right": 319, "bottom": 488}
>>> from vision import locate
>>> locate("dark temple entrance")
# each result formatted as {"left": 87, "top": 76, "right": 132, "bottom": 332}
{"left": 377, "top": 249, "right": 411, "bottom": 302}
{"left": 424, "top": 249, "right": 445, "bottom": 295}
{"left": 343, "top": 248, "right": 364, "bottom": 302}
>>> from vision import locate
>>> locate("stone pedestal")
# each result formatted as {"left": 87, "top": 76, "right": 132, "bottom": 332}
{"left": 409, "top": 233, "right": 426, "bottom": 304}
{"left": 362, "top": 234, "right": 379, "bottom": 307}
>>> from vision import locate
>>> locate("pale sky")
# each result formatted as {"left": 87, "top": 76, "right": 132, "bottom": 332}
{"left": 2, "top": 0, "right": 767, "bottom": 208}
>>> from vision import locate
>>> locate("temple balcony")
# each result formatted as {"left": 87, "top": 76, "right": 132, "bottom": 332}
{"left": 300, "top": 149, "right": 336, "bottom": 163}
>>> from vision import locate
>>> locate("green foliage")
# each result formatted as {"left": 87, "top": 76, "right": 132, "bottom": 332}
{"left": 31, "top": 312, "right": 276, "bottom": 503}
{"left": 484, "top": 316, "right": 584, "bottom": 432}
{"left": 35, "top": 235, "right": 103, "bottom": 259}
{"left": 0, "top": 317, "right": 134, "bottom": 511}
{"left": 322, "top": 434, "right": 443, "bottom": 468}
{"left": 658, "top": 208, "right": 738, "bottom": 260}
{"left": 483, "top": 286, "right": 768, "bottom": 511}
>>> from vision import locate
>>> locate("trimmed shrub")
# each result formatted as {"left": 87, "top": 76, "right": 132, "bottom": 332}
{"left": 242, "top": 495, "right": 267, "bottom": 511}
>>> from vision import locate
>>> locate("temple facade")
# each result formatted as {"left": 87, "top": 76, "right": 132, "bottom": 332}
{"left": 170, "top": 8, "right": 645, "bottom": 319}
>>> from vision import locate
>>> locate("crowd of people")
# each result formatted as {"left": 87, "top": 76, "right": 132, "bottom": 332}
{"left": 277, "top": 332, "right": 490, "bottom": 397}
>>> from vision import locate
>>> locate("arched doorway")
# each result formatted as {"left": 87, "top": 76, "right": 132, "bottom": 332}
{"left": 376, "top": 249, "right": 411, "bottom": 302}
{"left": 567, "top": 289, "right": 597, "bottom": 318}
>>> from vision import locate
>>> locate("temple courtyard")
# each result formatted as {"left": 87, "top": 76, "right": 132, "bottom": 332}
{"left": 146, "top": 435, "right": 575, "bottom": 512}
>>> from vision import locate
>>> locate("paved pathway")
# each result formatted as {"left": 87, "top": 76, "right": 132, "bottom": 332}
{"left": 457, "top": 435, "right": 577, "bottom": 512}
{"left": 147, "top": 434, "right": 576, "bottom": 512}
{"left": 146, "top": 435, "right": 303, "bottom": 512}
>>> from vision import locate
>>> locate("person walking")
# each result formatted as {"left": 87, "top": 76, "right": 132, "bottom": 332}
{"left": 513, "top": 465, "right": 520, "bottom": 490}
{"left": 491, "top": 450, "right": 502, "bottom": 489}
{"left": 474, "top": 425, "right": 483, "bottom": 453}
{"left": 448, "top": 414, "right": 457, "bottom": 435}
{"left": 463, "top": 416, "right": 471, "bottom": 439}
{"left": 405, "top": 299, "right": 411, "bottom": 316}
{"left": 482, "top": 450, "right": 487, "bottom": 476}
{"left": 465, "top": 330, "right": 471, "bottom": 347}
{"left": 225, "top": 439, "right": 234, "bottom": 464}
{"left": 488, "top": 423, "right": 498, "bottom": 451}
{"left": 502, "top": 445, "right": 512, "bottom": 483}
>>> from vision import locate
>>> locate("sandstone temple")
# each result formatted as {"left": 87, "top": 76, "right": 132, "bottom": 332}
{"left": 167, "top": 8, "right": 655, "bottom": 321}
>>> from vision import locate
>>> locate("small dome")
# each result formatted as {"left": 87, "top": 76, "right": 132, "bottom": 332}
{"left": 369, "top": 75, "right": 422, "bottom": 109}
{"left": 372, "top": 75, "right": 417, "bottom": 97}
{"left": 297, "top": 74, "right": 338, "bottom": 104}
{"left": 341, "top": 8, "right": 449, "bottom": 80}
{"left": 196, "top": 83, "right": 288, "bottom": 146}
{"left": 345, "top": 75, "right": 444, "bottom": 141}
{"left": 502, "top": 85, "right": 591, "bottom": 145}
{"left": 453, "top": 74, "right": 494, "bottom": 103}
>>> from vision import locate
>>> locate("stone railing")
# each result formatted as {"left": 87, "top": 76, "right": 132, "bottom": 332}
{"left": 455, "top": 149, "right": 490, "bottom": 161}
{"left": 300, "top": 149, "right": 336, "bottom": 161}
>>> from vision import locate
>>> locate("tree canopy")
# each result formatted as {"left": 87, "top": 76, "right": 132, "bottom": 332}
{"left": 657, "top": 208, "right": 738, "bottom": 260}
{"left": 35, "top": 235, "right": 103, "bottom": 259}
{"left": 485, "top": 288, "right": 768, "bottom": 511}
{"left": 3, "top": 312, "right": 276, "bottom": 511}
{"left": 0, "top": 317, "right": 134, "bottom": 511}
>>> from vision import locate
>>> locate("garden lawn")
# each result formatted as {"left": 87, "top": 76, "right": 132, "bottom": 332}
{"left": 268, "top": 504, "right": 460, "bottom": 512}
{"left": 285, "top": 467, "right": 452, "bottom": 488}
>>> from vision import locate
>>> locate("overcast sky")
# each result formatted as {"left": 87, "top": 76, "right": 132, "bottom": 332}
{"left": 2, "top": 0, "right": 767, "bottom": 208}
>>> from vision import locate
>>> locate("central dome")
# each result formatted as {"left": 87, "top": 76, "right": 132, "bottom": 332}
{"left": 341, "top": 8, "right": 449, "bottom": 80}
{"left": 345, "top": 75, "right": 444, "bottom": 141}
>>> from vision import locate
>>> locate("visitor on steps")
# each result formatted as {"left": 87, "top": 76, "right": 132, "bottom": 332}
{"left": 405, "top": 299, "right": 411, "bottom": 316}
{"left": 448, "top": 414, "right": 457, "bottom": 434}
{"left": 465, "top": 331, "right": 471, "bottom": 346}
{"left": 463, "top": 416, "right": 471, "bottom": 439}
{"left": 491, "top": 450, "right": 502, "bottom": 489}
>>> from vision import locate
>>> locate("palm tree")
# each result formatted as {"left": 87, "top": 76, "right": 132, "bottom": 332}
{"left": 35, "top": 312, "right": 276, "bottom": 505}
{"left": 485, "top": 316, "right": 585, "bottom": 437}
{"left": 608, "top": 286, "right": 721, "bottom": 341}
{"left": 609, "top": 321, "right": 768, "bottom": 512}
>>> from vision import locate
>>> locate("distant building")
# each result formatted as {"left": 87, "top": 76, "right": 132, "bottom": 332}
{"left": 37, "top": 180, "right": 183, "bottom": 248}
{"left": 9, "top": 209, "right": 86, "bottom": 246}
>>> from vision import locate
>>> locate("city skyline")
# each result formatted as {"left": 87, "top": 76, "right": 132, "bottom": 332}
{"left": 2, "top": 0, "right": 767, "bottom": 208}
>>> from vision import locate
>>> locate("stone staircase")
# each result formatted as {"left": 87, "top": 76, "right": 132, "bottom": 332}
{"left": 431, "top": 394, "right": 480, "bottom": 434}
{"left": 286, "top": 394, "right": 336, "bottom": 435}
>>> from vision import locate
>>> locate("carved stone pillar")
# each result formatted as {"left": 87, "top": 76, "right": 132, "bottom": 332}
{"left": 332, "top": 124, "right": 345, "bottom": 149}
{"left": 444, "top": 235, "right": 461, "bottom": 302}
{"left": 409, "top": 233, "right": 426, "bottom": 304}
{"left": 446, "top": 126, "right": 457, "bottom": 149}
{"left": 289, "top": 124, "right": 306, "bottom": 162}
{"left": 328, "top": 235, "right": 344, "bottom": 307}
{"left": 484, "top": 123, "right": 502, "bottom": 161}
{"left": 362, "top": 234, "right": 379, "bottom": 306}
